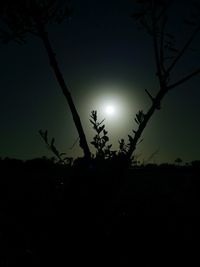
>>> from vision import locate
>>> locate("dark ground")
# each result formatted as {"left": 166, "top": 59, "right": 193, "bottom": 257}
{"left": 0, "top": 158, "right": 200, "bottom": 266}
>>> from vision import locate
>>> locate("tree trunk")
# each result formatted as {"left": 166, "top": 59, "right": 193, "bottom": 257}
{"left": 127, "top": 88, "right": 168, "bottom": 159}
{"left": 37, "top": 24, "right": 91, "bottom": 160}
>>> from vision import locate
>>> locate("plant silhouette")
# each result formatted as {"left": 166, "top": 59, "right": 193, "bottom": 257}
{"left": 125, "top": 0, "right": 200, "bottom": 160}
{"left": 39, "top": 129, "right": 73, "bottom": 166}
{"left": 1, "top": 2, "right": 200, "bottom": 265}
{"left": 0, "top": 0, "right": 91, "bottom": 160}
{"left": 174, "top": 157, "right": 183, "bottom": 166}
{"left": 89, "top": 110, "right": 132, "bottom": 168}
{"left": 90, "top": 110, "right": 114, "bottom": 160}
{"left": 0, "top": 1, "right": 199, "bottom": 167}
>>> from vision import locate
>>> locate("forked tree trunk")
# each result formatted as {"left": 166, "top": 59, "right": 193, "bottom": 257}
{"left": 37, "top": 23, "right": 91, "bottom": 160}
{"left": 127, "top": 1, "right": 200, "bottom": 162}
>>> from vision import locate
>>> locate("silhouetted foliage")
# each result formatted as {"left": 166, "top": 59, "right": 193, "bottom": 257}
{"left": 0, "top": 0, "right": 72, "bottom": 44}
{"left": 118, "top": 138, "right": 129, "bottom": 155}
{"left": 126, "top": 0, "right": 200, "bottom": 159}
{"left": 1, "top": 2, "right": 200, "bottom": 264}
{"left": 89, "top": 111, "right": 134, "bottom": 170}
{"left": 0, "top": 0, "right": 91, "bottom": 159}
{"left": 174, "top": 157, "right": 183, "bottom": 165}
{"left": 90, "top": 110, "right": 115, "bottom": 160}
{"left": 1, "top": 1, "right": 199, "bottom": 167}
{"left": 191, "top": 160, "right": 200, "bottom": 169}
{"left": 0, "top": 156, "right": 200, "bottom": 265}
{"left": 134, "top": 109, "right": 145, "bottom": 125}
{"left": 39, "top": 129, "right": 73, "bottom": 166}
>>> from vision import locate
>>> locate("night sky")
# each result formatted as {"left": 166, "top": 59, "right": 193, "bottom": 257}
{"left": 0, "top": 0, "right": 199, "bottom": 164}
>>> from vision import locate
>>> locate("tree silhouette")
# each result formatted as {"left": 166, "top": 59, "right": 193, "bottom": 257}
{"left": 0, "top": 0, "right": 91, "bottom": 160}
{"left": 1, "top": 1, "right": 199, "bottom": 166}
{"left": 174, "top": 157, "right": 182, "bottom": 166}
{"left": 126, "top": 0, "right": 200, "bottom": 160}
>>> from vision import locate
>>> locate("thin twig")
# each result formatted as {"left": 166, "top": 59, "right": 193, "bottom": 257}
{"left": 152, "top": 3, "right": 162, "bottom": 84}
{"left": 160, "top": 15, "right": 167, "bottom": 74}
{"left": 167, "top": 69, "right": 200, "bottom": 90}
{"left": 156, "top": 0, "right": 174, "bottom": 23}
{"left": 167, "top": 25, "right": 200, "bottom": 73}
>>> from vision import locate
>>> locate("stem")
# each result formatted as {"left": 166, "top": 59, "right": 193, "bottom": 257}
{"left": 156, "top": 0, "right": 174, "bottom": 23}
{"left": 160, "top": 15, "right": 167, "bottom": 74}
{"left": 127, "top": 1, "right": 200, "bottom": 161}
{"left": 167, "top": 69, "right": 200, "bottom": 90}
{"left": 37, "top": 23, "right": 91, "bottom": 160}
{"left": 127, "top": 88, "right": 168, "bottom": 158}
{"left": 152, "top": 2, "right": 163, "bottom": 85}
{"left": 167, "top": 25, "right": 200, "bottom": 73}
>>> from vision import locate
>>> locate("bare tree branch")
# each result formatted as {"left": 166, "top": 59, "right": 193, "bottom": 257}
{"left": 145, "top": 89, "right": 154, "bottom": 102}
{"left": 0, "top": 1, "right": 91, "bottom": 160}
{"left": 167, "top": 69, "right": 200, "bottom": 90}
{"left": 160, "top": 15, "right": 167, "bottom": 73}
{"left": 128, "top": 1, "right": 200, "bottom": 160}
{"left": 156, "top": 0, "right": 174, "bottom": 23}
{"left": 152, "top": 2, "right": 162, "bottom": 84}
{"left": 36, "top": 21, "right": 91, "bottom": 159}
{"left": 167, "top": 25, "right": 200, "bottom": 73}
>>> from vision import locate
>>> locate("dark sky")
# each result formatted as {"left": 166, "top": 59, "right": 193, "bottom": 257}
{"left": 0, "top": 0, "right": 200, "bottom": 163}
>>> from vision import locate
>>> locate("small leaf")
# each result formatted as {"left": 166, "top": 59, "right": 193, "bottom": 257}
{"left": 89, "top": 119, "right": 95, "bottom": 126}
{"left": 137, "top": 138, "right": 144, "bottom": 145}
{"left": 102, "top": 136, "right": 109, "bottom": 142}
{"left": 135, "top": 118, "right": 139, "bottom": 124}
{"left": 51, "top": 138, "right": 55, "bottom": 146}
{"left": 91, "top": 141, "right": 98, "bottom": 149}
{"left": 51, "top": 145, "right": 59, "bottom": 156}
{"left": 99, "top": 119, "right": 105, "bottom": 125}
{"left": 128, "top": 135, "right": 133, "bottom": 142}
{"left": 44, "top": 130, "right": 48, "bottom": 142}
{"left": 39, "top": 129, "right": 42, "bottom": 136}
{"left": 103, "top": 129, "right": 108, "bottom": 135}
{"left": 97, "top": 125, "right": 105, "bottom": 134}
{"left": 91, "top": 110, "right": 97, "bottom": 121}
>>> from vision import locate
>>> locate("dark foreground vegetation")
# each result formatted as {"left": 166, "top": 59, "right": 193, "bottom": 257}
{"left": 0, "top": 157, "right": 200, "bottom": 266}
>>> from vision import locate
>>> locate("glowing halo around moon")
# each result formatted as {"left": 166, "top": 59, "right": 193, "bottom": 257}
{"left": 83, "top": 84, "right": 140, "bottom": 132}
{"left": 105, "top": 105, "right": 115, "bottom": 116}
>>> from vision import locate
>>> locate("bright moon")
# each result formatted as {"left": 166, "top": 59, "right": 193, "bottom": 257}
{"left": 105, "top": 105, "right": 115, "bottom": 115}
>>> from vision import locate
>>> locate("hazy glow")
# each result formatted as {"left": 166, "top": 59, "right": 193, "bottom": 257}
{"left": 105, "top": 105, "right": 115, "bottom": 115}
{"left": 83, "top": 83, "right": 140, "bottom": 122}
{"left": 82, "top": 83, "right": 140, "bottom": 144}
